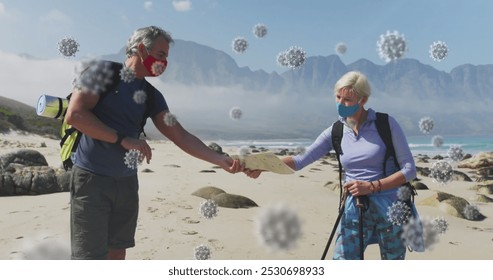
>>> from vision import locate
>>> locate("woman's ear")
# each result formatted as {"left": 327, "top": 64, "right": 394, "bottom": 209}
{"left": 360, "top": 96, "right": 369, "bottom": 105}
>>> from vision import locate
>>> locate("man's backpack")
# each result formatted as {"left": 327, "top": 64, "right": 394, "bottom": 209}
{"left": 331, "top": 112, "right": 417, "bottom": 208}
{"left": 60, "top": 61, "right": 154, "bottom": 171}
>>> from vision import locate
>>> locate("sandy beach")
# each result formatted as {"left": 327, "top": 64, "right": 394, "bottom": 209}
{"left": 0, "top": 131, "right": 492, "bottom": 260}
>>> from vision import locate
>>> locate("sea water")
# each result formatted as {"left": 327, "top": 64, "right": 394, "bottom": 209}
{"left": 214, "top": 134, "right": 493, "bottom": 156}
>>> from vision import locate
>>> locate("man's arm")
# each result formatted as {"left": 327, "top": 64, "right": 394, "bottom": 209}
{"left": 65, "top": 89, "right": 153, "bottom": 163}
{"left": 152, "top": 111, "right": 241, "bottom": 173}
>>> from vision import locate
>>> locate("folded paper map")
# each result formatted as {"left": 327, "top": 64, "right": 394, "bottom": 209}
{"left": 232, "top": 152, "right": 294, "bottom": 174}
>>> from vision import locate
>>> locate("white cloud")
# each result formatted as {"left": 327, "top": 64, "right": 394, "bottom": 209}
{"left": 144, "top": 1, "right": 153, "bottom": 11}
{"left": 0, "top": 2, "right": 6, "bottom": 16}
{"left": 0, "top": 50, "right": 75, "bottom": 107}
{"left": 172, "top": 0, "right": 192, "bottom": 12}
{"left": 40, "top": 9, "right": 70, "bottom": 26}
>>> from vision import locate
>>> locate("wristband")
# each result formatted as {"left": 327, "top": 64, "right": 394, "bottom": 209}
{"left": 369, "top": 181, "right": 376, "bottom": 194}
{"left": 115, "top": 132, "right": 125, "bottom": 146}
{"left": 377, "top": 180, "right": 383, "bottom": 193}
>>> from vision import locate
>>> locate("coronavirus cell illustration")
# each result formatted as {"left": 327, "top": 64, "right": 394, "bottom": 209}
{"left": 432, "top": 216, "right": 449, "bottom": 234}
{"left": 164, "top": 112, "right": 177, "bottom": 127}
{"left": 335, "top": 42, "right": 347, "bottom": 55}
{"left": 447, "top": 145, "right": 464, "bottom": 162}
{"left": 120, "top": 66, "right": 136, "bottom": 83}
{"left": 463, "top": 204, "right": 481, "bottom": 221}
{"left": 432, "top": 135, "right": 444, "bottom": 148}
{"left": 418, "top": 117, "right": 434, "bottom": 134}
{"left": 429, "top": 41, "right": 448, "bottom": 62}
{"left": 253, "top": 23, "right": 268, "bottom": 38}
{"left": 376, "top": 30, "right": 407, "bottom": 62}
{"left": 276, "top": 51, "right": 289, "bottom": 67}
{"left": 255, "top": 203, "right": 302, "bottom": 251}
{"left": 57, "top": 36, "right": 79, "bottom": 57}
{"left": 401, "top": 217, "right": 439, "bottom": 251}
{"left": 284, "top": 46, "right": 306, "bottom": 69}
{"left": 232, "top": 37, "right": 248, "bottom": 53}
{"left": 229, "top": 107, "right": 242, "bottom": 120}
{"left": 430, "top": 160, "right": 453, "bottom": 185}
{"left": 73, "top": 59, "right": 114, "bottom": 95}
{"left": 193, "top": 244, "right": 212, "bottom": 260}
{"left": 397, "top": 186, "right": 413, "bottom": 201}
{"left": 386, "top": 201, "right": 412, "bottom": 226}
{"left": 124, "top": 149, "right": 144, "bottom": 170}
{"left": 199, "top": 199, "right": 219, "bottom": 219}
{"left": 133, "top": 90, "right": 147, "bottom": 104}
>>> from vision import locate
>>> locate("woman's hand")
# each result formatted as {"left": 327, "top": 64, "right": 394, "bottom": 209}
{"left": 344, "top": 180, "right": 373, "bottom": 196}
{"left": 244, "top": 169, "right": 263, "bottom": 179}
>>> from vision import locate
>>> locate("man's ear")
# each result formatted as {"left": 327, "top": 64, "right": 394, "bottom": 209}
{"left": 137, "top": 43, "right": 146, "bottom": 56}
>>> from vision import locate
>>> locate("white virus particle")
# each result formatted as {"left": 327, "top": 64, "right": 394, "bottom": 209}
{"left": 293, "top": 146, "right": 306, "bottom": 155}
{"left": 229, "top": 107, "right": 243, "bottom": 120}
{"left": 285, "top": 46, "right": 306, "bottom": 69}
{"left": 133, "top": 90, "right": 147, "bottom": 104}
{"left": 335, "top": 42, "right": 347, "bottom": 55}
{"left": 430, "top": 160, "right": 453, "bottom": 185}
{"left": 429, "top": 41, "right": 448, "bottom": 62}
{"left": 276, "top": 51, "right": 289, "bottom": 67}
{"left": 199, "top": 199, "right": 219, "bottom": 219}
{"left": 232, "top": 37, "right": 249, "bottom": 53}
{"left": 418, "top": 117, "right": 434, "bottom": 134}
{"left": 164, "top": 112, "right": 177, "bottom": 127}
{"left": 57, "top": 36, "right": 80, "bottom": 57}
{"left": 120, "top": 66, "right": 136, "bottom": 83}
{"left": 238, "top": 146, "right": 250, "bottom": 158}
{"left": 193, "top": 244, "right": 212, "bottom": 260}
{"left": 463, "top": 204, "right": 481, "bottom": 221}
{"left": 402, "top": 217, "right": 439, "bottom": 252}
{"left": 253, "top": 23, "right": 268, "bottom": 38}
{"left": 256, "top": 203, "right": 302, "bottom": 252}
{"left": 150, "top": 60, "right": 166, "bottom": 76}
{"left": 397, "top": 186, "right": 413, "bottom": 201}
{"left": 386, "top": 201, "right": 412, "bottom": 226}
{"left": 447, "top": 145, "right": 464, "bottom": 162}
{"left": 17, "top": 237, "right": 70, "bottom": 260}
{"left": 432, "top": 216, "right": 449, "bottom": 234}
{"left": 73, "top": 59, "right": 114, "bottom": 95}
{"left": 124, "top": 149, "right": 144, "bottom": 169}
{"left": 432, "top": 135, "right": 444, "bottom": 148}
{"left": 376, "top": 30, "right": 408, "bottom": 63}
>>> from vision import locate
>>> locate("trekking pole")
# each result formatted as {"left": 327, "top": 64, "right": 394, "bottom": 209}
{"left": 320, "top": 191, "right": 348, "bottom": 260}
{"left": 355, "top": 196, "right": 368, "bottom": 260}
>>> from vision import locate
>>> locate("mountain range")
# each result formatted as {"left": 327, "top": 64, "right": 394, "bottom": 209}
{"left": 102, "top": 39, "right": 492, "bottom": 138}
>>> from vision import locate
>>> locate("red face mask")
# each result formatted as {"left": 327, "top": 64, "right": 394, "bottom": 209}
{"left": 142, "top": 54, "right": 167, "bottom": 76}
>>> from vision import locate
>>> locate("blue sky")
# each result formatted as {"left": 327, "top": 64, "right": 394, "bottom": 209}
{"left": 0, "top": 0, "right": 492, "bottom": 73}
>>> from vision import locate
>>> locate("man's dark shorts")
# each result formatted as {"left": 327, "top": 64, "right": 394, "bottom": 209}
{"left": 70, "top": 166, "right": 139, "bottom": 260}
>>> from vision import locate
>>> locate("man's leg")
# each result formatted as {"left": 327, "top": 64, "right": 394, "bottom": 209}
{"left": 107, "top": 248, "right": 126, "bottom": 260}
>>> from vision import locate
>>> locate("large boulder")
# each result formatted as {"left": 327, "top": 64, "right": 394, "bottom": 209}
{"left": 418, "top": 191, "right": 486, "bottom": 221}
{"left": 0, "top": 149, "right": 69, "bottom": 196}
{"left": 458, "top": 152, "right": 493, "bottom": 169}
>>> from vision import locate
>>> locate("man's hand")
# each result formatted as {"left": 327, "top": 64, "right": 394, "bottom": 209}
{"left": 220, "top": 157, "right": 245, "bottom": 174}
{"left": 121, "top": 138, "right": 153, "bottom": 164}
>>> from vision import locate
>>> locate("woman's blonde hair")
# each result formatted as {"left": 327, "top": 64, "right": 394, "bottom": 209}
{"left": 334, "top": 71, "right": 371, "bottom": 99}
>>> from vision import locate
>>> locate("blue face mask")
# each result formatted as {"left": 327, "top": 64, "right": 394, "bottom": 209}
{"left": 336, "top": 102, "right": 360, "bottom": 117}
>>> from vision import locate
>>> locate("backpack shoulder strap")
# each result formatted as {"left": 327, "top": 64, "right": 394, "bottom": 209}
{"left": 331, "top": 120, "right": 345, "bottom": 211}
{"left": 375, "top": 112, "right": 417, "bottom": 200}
{"left": 138, "top": 79, "right": 156, "bottom": 137}
{"left": 331, "top": 120, "right": 344, "bottom": 156}
{"left": 375, "top": 112, "right": 396, "bottom": 165}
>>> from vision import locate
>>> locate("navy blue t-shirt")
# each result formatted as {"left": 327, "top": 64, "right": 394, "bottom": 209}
{"left": 75, "top": 78, "right": 168, "bottom": 177}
